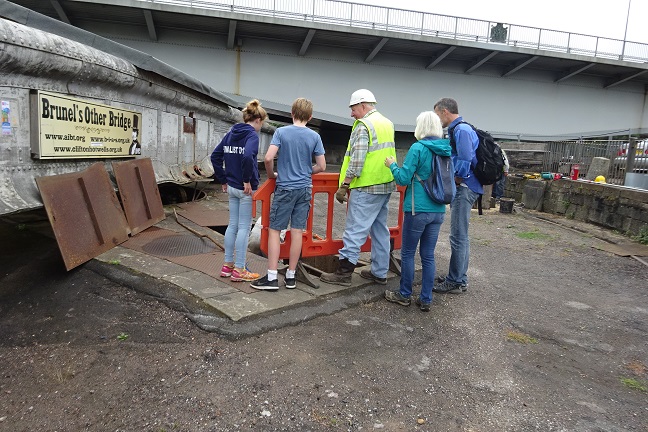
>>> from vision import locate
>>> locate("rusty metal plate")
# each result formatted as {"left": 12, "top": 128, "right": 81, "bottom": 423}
{"left": 177, "top": 202, "right": 229, "bottom": 227}
{"left": 120, "top": 226, "right": 266, "bottom": 294}
{"left": 112, "top": 158, "right": 165, "bottom": 235}
{"left": 169, "top": 253, "right": 264, "bottom": 294}
{"left": 36, "top": 163, "right": 130, "bottom": 271}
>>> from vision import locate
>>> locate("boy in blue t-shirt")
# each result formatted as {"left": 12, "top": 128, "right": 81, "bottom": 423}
{"left": 251, "top": 98, "right": 326, "bottom": 291}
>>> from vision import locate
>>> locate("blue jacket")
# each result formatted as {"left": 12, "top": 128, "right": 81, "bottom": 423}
{"left": 448, "top": 117, "right": 483, "bottom": 195}
{"left": 389, "top": 137, "right": 452, "bottom": 213}
{"left": 211, "top": 123, "right": 260, "bottom": 191}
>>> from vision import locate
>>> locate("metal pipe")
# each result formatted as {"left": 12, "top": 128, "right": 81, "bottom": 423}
{"left": 622, "top": 0, "right": 631, "bottom": 59}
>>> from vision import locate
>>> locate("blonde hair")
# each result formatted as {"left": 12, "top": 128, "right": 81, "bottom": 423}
{"left": 414, "top": 111, "right": 443, "bottom": 140}
{"left": 242, "top": 99, "right": 268, "bottom": 123}
{"left": 291, "top": 98, "right": 313, "bottom": 122}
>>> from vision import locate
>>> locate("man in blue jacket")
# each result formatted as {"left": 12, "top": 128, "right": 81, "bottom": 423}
{"left": 433, "top": 98, "right": 482, "bottom": 294}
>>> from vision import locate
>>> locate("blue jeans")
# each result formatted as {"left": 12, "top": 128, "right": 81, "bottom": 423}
{"left": 339, "top": 190, "right": 391, "bottom": 278}
{"left": 493, "top": 176, "right": 506, "bottom": 199}
{"left": 447, "top": 185, "right": 478, "bottom": 285}
{"left": 399, "top": 211, "right": 445, "bottom": 304}
{"left": 224, "top": 185, "right": 253, "bottom": 269}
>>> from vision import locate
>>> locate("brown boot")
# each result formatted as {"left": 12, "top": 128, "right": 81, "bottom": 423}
{"left": 320, "top": 258, "right": 355, "bottom": 287}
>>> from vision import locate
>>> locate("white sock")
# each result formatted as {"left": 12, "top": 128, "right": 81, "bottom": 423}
{"left": 267, "top": 269, "right": 278, "bottom": 281}
{"left": 286, "top": 269, "right": 296, "bottom": 279}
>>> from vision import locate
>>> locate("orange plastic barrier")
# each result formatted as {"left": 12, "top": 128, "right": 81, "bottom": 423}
{"left": 252, "top": 172, "right": 405, "bottom": 260}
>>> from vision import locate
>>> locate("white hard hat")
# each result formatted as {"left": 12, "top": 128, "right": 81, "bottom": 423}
{"left": 349, "top": 89, "right": 377, "bottom": 107}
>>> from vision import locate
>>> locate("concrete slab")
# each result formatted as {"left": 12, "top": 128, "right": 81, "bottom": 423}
{"left": 205, "top": 289, "right": 314, "bottom": 321}
{"left": 163, "top": 270, "right": 238, "bottom": 299}
{"left": 585, "top": 157, "right": 610, "bottom": 180}
{"left": 523, "top": 180, "right": 547, "bottom": 211}
{"left": 95, "top": 246, "right": 189, "bottom": 278}
{"left": 92, "top": 190, "right": 407, "bottom": 329}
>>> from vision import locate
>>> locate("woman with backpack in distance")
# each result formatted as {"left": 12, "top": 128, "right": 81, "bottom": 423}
{"left": 211, "top": 99, "right": 268, "bottom": 282}
{"left": 383, "top": 111, "right": 452, "bottom": 312}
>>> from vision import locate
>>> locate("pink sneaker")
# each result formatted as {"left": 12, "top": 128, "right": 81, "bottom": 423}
{"left": 231, "top": 267, "right": 260, "bottom": 282}
{"left": 220, "top": 264, "right": 233, "bottom": 278}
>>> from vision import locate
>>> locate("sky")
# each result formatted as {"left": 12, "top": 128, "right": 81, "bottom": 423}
{"left": 350, "top": 0, "right": 648, "bottom": 44}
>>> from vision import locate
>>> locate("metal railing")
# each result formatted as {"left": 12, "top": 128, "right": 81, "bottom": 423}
{"left": 542, "top": 139, "right": 648, "bottom": 185}
{"left": 141, "top": 0, "right": 648, "bottom": 63}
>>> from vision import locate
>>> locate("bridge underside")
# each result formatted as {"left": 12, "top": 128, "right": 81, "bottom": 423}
{"left": 6, "top": 0, "right": 648, "bottom": 140}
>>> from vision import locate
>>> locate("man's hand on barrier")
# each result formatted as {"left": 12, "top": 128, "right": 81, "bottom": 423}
{"left": 335, "top": 184, "right": 349, "bottom": 204}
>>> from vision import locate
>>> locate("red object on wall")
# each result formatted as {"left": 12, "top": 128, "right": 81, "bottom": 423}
{"left": 570, "top": 164, "right": 580, "bottom": 180}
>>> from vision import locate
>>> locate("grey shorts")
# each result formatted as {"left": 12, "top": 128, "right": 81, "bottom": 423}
{"left": 269, "top": 187, "right": 312, "bottom": 231}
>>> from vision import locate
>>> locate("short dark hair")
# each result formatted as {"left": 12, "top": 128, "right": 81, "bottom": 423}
{"left": 434, "top": 98, "right": 459, "bottom": 115}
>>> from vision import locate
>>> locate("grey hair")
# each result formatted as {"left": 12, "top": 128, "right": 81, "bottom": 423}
{"left": 433, "top": 98, "right": 459, "bottom": 115}
{"left": 414, "top": 111, "right": 443, "bottom": 140}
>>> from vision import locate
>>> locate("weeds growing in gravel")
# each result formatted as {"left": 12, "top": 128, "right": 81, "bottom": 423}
{"left": 516, "top": 231, "right": 551, "bottom": 240}
{"left": 506, "top": 330, "right": 538, "bottom": 344}
{"left": 620, "top": 377, "right": 648, "bottom": 392}
{"left": 633, "top": 226, "right": 648, "bottom": 245}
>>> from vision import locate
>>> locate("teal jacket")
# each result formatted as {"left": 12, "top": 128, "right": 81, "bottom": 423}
{"left": 389, "top": 137, "right": 452, "bottom": 213}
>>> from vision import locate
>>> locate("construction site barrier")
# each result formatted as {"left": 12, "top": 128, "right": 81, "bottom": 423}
{"left": 252, "top": 172, "right": 405, "bottom": 261}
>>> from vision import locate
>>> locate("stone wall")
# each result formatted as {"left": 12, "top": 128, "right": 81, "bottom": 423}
{"left": 501, "top": 142, "right": 548, "bottom": 173}
{"left": 506, "top": 177, "right": 648, "bottom": 236}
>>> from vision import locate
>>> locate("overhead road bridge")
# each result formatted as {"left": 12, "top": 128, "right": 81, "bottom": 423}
{"left": 6, "top": 0, "right": 648, "bottom": 141}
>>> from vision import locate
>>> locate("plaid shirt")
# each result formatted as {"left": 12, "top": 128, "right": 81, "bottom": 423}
{"left": 344, "top": 110, "right": 396, "bottom": 194}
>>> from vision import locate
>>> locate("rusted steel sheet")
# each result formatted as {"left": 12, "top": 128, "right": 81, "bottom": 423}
{"left": 177, "top": 202, "right": 229, "bottom": 227}
{"left": 112, "top": 158, "right": 165, "bottom": 235}
{"left": 120, "top": 226, "right": 265, "bottom": 294}
{"left": 36, "top": 163, "right": 130, "bottom": 270}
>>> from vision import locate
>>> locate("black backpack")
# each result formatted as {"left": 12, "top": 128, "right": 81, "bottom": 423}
{"left": 414, "top": 151, "right": 456, "bottom": 204}
{"left": 448, "top": 121, "right": 504, "bottom": 186}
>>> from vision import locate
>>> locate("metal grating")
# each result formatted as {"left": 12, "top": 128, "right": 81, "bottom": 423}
{"left": 141, "top": 235, "right": 216, "bottom": 257}
{"left": 121, "top": 226, "right": 268, "bottom": 294}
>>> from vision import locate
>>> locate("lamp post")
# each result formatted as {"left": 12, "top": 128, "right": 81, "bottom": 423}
{"left": 622, "top": 0, "right": 631, "bottom": 59}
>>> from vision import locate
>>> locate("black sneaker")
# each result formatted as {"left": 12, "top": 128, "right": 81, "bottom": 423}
{"left": 415, "top": 296, "right": 431, "bottom": 312}
{"left": 360, "top": 269, "right": 387, "bottom": 285}
{"left": 285, "top": 277, "right": 296, "bottom": 289}
{"left": 384, "top": 290, "right": 411, "bottom": 306}
{"left": 433, "top": 279, "right": 464, "bottom": 294}
{"left": 434, "top": 276, "right": 468, "bottom": 293}
{"left": 250, "top": 275, "right": 279, "bottom": 291}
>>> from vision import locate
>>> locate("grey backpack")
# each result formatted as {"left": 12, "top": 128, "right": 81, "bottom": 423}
{"left": 414, "top": 152, "right": 456, "bottom": 205}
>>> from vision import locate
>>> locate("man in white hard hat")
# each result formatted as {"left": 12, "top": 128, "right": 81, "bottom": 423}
{"left": 320, "top": 89, "right": 397, "bottom": 286}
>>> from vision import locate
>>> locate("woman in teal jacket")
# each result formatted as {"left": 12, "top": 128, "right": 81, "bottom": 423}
{"left": 383, "top": 111, "right": 452, "bottom": 311}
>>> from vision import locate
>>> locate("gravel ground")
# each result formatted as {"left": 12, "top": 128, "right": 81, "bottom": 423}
{"left": 0, "top": 200, "right": 647, "bottom": 431}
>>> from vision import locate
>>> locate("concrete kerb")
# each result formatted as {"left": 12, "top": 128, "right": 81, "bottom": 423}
{"left": 516, "top": 207, "right": 627, "bottom": 245}
{"left": 189, "top": 283, "right": 391, "bottom": 339}
{"left": 85, "top": 258, "right": 402, "bottom": 340}
{"left": 84, "top": 260, "right": 222, "bottom": 317}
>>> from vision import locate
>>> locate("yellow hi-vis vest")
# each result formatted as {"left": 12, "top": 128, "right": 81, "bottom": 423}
{"left": 339, "top": 111, "right": 396, "bottom": 188}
